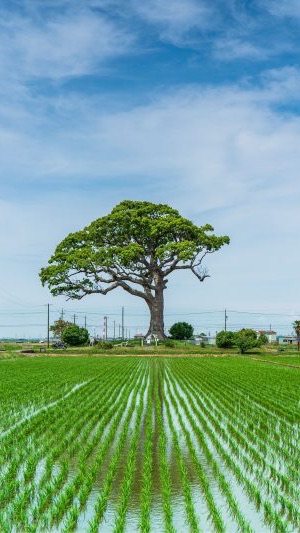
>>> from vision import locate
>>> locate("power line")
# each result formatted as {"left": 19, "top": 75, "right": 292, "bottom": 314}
{"left": 0, "top": 308, "right": 299, "bottom": 318}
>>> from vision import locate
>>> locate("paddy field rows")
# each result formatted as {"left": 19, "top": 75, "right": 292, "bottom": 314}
{"left": 0, "top": 356, "right": 299, "bottom": 532}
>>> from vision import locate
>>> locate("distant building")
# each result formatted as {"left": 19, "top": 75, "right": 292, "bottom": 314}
{"left": 134, "top": 333, "right": 145, "bottom": 340}
{"left": 277, "top": 335, "right": 298, "bottom": 345}
{"left": 256, "top": 330, "right": 277, "bottom": 343}
{"left": 190, "top": 335, "right": 216, "bottom": 346}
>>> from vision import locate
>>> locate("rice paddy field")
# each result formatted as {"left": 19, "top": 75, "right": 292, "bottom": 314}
{"left": 0, "top": 355, "right": 299, "bottom": 533}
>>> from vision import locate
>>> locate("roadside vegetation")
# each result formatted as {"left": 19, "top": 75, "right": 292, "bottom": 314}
{"left": 1, "top": 338, "right": 299, "bottom": 359}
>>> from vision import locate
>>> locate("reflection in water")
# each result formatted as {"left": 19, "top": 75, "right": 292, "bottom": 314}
{"left": 47, "top": 360, "right": 288, "bottom": 533}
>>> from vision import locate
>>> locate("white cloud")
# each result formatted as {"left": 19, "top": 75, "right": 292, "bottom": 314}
{"left": 0, "top": 10, "right": 134, "bottom": 81}
{"left": 131, "top": 0, "right": 213, "bottom": 44}
{"left": 213, "top": 38, "right": 271, "bottom": 61}
{"left": 1, "top": 67, "right": 300, "bottom": 197}
{"left": 1, "top": 67, "right": 300, "bottom": 334}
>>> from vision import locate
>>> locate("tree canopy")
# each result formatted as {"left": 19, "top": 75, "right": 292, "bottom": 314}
{"left": 61, "top": 325, "right": 89, "bottom": 346}
{"left": 50, "top": 319, "right": 73, "bottom": 339}
{"left": 169, "top": 322, "right": 194, "bottom": 340}
{"left": 40, "top": 200, "right": 229, "bottom": 339}
{"left": 216, "top": 330, "right": 235, "bottom": 348}
{"left": 234, "top": 329, "right": 261, "bottom": 354}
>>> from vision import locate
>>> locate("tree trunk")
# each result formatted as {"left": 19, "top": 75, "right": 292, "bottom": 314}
{"left": 145, "top": 286, "right": 166, "bottom": 340}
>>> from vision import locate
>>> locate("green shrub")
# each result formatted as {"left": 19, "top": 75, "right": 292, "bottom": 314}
{"left": 164, "top": 340, "right": 176, "bottom": 348}
{"left": 61, "top": 325, "right": 89, "bottom": 346}
{"left": 216, "top": 330, "right": 235, "bottom": 348}
{"left": 169, "top": 322, "right": 193, "bottom": 340}
{"left": 96, "top": 341, "right": 114, "bottom": 350}
{"left": 258, "top": 333, "right": 268, "bottom": 345}
{"left": 238, "top": 328, "right": 257, "bottom": 340}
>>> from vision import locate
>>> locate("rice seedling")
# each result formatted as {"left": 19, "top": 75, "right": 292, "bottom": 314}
{"left": 139, "top": 366, "right": 154, "bottom": 533}
{"left": 0, "top": 355, "right": 298, "bottom": 532}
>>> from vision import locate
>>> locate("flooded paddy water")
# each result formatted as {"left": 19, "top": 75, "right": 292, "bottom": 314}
{"left": 0, "top": 355, "right": 299, "bottom": 531}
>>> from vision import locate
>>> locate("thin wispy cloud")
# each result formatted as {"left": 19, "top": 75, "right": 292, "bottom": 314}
{"left": 213, "top": 38, "right": 269, "bottom": 61}
{"left": 0, "top": 8, "right": 134, "bottom": 82}
{"left": 131, "top": 0, "right": 213, "bottom": 44}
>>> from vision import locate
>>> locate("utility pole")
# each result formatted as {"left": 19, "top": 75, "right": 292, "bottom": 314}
{"left": 122, "top": 307, "right": 124, "bottom": 340}
{"left": 113, "top": 320, "right": 116, "bottom": 340}
{"left": 47, "top": 303, "right": 50, "bottom": 348}
{"left": 84, "top": 315, "right": 87, "bottom": 329}
{"left": 61, "top": 308, "right": 64, "bottom": 320}
{"left": 225, "top": 309, "right": 228, "bottom": 332}
{"left": 103, "top": 316, "right": 108, "bottom": 341}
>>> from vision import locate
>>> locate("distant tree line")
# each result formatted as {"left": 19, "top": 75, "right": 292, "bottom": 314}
{"left": 216, "top": 329, "right": 268, "bottom": 353}
{"left": 168, "top": 322, "right": 268, "bottom": 354}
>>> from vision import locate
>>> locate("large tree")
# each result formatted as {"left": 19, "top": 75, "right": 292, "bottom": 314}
{"left": 40, "top": 201, "right": 229, "bottom": 339}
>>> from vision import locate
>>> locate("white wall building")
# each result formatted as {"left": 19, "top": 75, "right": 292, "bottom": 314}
{"left": 277, "top": 335, "right": 298, "bottom": 345}
{"left": 256, "top": 330, "right": 277, "bottom": 343}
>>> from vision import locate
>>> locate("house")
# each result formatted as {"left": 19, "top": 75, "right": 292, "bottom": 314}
{"left": 256, "top": 330, "right": 277, "bottom": 343}
{"left": 190, "top": 335, "right": 216, "bottom": 346}
{"left": 277, "top": 335, "right": 298, "bottom": 345}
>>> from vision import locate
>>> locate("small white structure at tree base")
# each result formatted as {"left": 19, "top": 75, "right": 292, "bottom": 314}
{"left": 145, "top": 333, "right": 159, "bottom": 346}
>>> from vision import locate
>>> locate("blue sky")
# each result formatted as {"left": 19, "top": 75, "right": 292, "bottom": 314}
{"left": 1, "top": 0, "right": 300, "bottom": 338}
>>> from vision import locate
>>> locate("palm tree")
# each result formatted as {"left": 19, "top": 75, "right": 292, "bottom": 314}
{"left": 293, "top": 320, "right": 300, "bottom": 352}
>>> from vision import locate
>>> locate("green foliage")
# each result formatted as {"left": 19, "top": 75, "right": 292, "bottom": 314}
{"left": 40, "top": 200, "right": 229, "bottom": 340}
{"left": 234, "top": 330, "right": 259, "bottom": 354}
{"left": 258, "top": 333, "right": 268, "bottom": 345}
{"left": 216, "top": 330, "right": 235, "bottom": 348}
{"left": 293, "top": 320, "right": 300, "bottom": 337}
{"left": 61, "top": 325, "right": 89, "bottom": 346}
{"left": 293, "top": 320, "right": 300, "bottom": 351}
{"left": 238, "top": 328, "right": 257, "bottom": 340}
{"left": 169, "top": 322, "right": 194, "bottom": 340}
{"left": 164, "top": 339, "right": 176, "bottom": 348}
{"left": 40, "top": 200, "right": 229, "bottom": 300}
{"left": 94, "top": 341, "right": 114, "bottom": 350}
{"left": 50, "top": 319, "right": 73, "bottom": 339}
{"left": 0, "top": 343, "right": 19, "bottom": 351}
